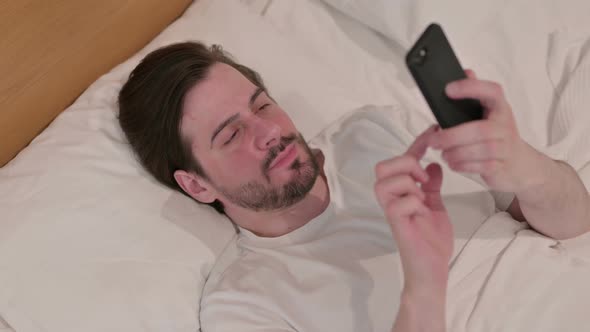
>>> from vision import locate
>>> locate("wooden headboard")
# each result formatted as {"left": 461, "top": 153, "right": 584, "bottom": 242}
{"left": 0, "top": 0, "right": 193, "bottom": 167}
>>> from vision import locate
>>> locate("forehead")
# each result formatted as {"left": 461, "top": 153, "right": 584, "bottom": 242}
{"left": 181, "top": 62, "right": 258, "bottom": 148}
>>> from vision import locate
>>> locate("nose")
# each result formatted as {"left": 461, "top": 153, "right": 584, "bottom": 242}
{"left": 252, "top": 117, "right": 281, "bottom": 150}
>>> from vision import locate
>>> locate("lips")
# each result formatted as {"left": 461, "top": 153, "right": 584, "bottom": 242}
{"left": 269, "top": 143, "right": 296, "bottom": 170}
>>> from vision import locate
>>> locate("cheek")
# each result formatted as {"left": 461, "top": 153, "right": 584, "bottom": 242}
{"left": 206, "top": 150, "right": 262, "bottom": 179}
{"left": 273, "top": 110, "right": 297, "bottom": 132}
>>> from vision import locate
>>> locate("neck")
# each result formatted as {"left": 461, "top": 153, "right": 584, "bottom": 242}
{"left": 225, "top": 170, "right": 330, "bottom": 238}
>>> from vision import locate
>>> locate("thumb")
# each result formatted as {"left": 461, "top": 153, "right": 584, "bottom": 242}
{"left": 312, "top": 148, "right": 325, "bottom": 168}
{"left": 422, "top": 163, "right": 445, "bottom": 211}
{"left": 312, "top": 149, "right": 327, "bottom": 181}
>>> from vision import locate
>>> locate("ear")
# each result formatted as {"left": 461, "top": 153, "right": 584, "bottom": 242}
{"left": 173, "top": 170, "right": 217, "bottom": 204}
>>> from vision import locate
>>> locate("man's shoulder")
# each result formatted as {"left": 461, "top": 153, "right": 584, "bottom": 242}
{"left": 308, "top": 105, "right": 413, "bottom": 157}
{"left": 202, "top": 241, "right": 283, "bottom": 298}
{"left": 199, "top": 244, "right": 294, "bottom": 331}
{"left": 310, "top": 104, "right": 405, "bottom": 139}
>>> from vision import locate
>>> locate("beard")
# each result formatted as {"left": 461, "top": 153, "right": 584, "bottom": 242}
{"left": 215, "top": 133, "right": 320, "bottom": 211}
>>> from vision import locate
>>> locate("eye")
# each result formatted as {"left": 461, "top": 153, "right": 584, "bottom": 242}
{"left": 257, "top": 103, "right": 271, "bottom": 112}
{"left": 224, "top": 129, "right": 239, "bottom": 145}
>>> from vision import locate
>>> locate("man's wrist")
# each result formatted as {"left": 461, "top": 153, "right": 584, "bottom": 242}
{"left": 402, "top": 284, "right": 447, "bottom": 306}
{"left": 398, "top": 286, "right": 447, "bottom": 332}
{"left": 402, "top": 278, "right": 448, "bottom": 313}
{"left": 514, "top": 141, "right": 554, "bottom": 195}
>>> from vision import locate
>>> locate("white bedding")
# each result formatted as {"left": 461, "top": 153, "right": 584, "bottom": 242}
{"left": 1, "top": 0, "right": 590, "bottom": 331}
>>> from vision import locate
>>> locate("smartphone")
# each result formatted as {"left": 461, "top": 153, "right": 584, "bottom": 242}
{"left": 406, "top": 23, "right": 483, "bottom": 128}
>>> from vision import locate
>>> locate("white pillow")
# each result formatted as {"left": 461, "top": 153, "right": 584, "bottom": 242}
{"left": 0, "top": 0, "right": 367, "bottom": 331}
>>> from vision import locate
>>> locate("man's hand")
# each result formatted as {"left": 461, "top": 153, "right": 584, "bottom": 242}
{"left": 375, "top": 125, "right": 451, "bottom": 332}
{"left": 428, "top": 69, "right": 536, "bottom": 192}
{"left": 374, "top": 124, "right": 453, "bottom": 294}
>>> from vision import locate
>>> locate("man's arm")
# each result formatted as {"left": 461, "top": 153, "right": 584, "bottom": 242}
{"left": 392, "top": 289, "right": 446, "bottom": 332}
{"left": 430, "top": 69, "right": 590, "bottom": 240}
{"left": 505, "top": 197, "right": 526, "bottom": 222}
{"left": 506, "top": 147, "right": 590, "bottom": 239}
{"left": 374, "top": 125, "right": 452, "bottom": 332}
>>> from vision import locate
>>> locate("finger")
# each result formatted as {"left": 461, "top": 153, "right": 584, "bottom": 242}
{"left": 429, "top": 120, "right": 506, "bottom": 151}
{"left": 464, "top": 69, "right": 477, "bottom": 79}
{"left": 375, "top": 155, "right": 429, "bottom": 183}
{"left": 422, "top": 163, "right": 446, "bottom": 211}
{"left": 445, "top": 79, "right": 509, "bottom": 111}
{"left": 374, "top": 176, "right": 426, "bottom": 204}
{"left": 312, "top": 149, "right": 328, "bottom": 182}
{"left": 312, "top": 148, "right": 325, "bottom": 168}
{"left": 440, "top": 139, "right": 506, "bottom": 165}
{"left": 448, "top": 159, "right": 503, "bottom": 175}
{"left": 405, "top": 124, "right": 439, "bottom": 160}
{"left": 386, "top": 195, "right": 431, "bottom": 228}
{"left": 393, "top": 208, "right": 435, "bottom": 247}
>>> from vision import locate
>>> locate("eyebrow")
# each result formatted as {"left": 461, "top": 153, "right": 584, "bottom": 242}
{"left": 249, "top": 86, "right": 265, "bottom": 108}
{"left": 210, "top": 87, "right": 265, "bottom": 148}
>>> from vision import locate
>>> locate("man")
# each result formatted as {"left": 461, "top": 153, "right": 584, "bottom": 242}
{"left": 118, "top": 42, "right": 590, "bottom": 332}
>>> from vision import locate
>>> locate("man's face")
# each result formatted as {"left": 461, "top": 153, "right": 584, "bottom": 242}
{"left": 180, "top": 63, "right": 319, "bottom": 211}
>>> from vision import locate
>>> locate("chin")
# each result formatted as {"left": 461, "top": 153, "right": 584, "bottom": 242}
{"left": 268, "top": 141, "right": 318, "bottom": 181}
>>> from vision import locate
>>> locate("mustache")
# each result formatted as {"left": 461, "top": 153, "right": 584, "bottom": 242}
{"left": 262, "top": 134, "right": 298, "bottom": 172}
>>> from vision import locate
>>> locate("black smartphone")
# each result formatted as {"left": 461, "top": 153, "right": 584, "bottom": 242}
{"left": 406, "top": 23, "right": 483, "bottom": 129}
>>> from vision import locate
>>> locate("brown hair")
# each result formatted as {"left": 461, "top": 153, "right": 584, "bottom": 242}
{"left": 118, "top": 41, "right": 268, "bottom": 214}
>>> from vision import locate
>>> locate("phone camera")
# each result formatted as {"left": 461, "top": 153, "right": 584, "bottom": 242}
{"left": 412, "top": 47, "right": 428, "bottom": 66}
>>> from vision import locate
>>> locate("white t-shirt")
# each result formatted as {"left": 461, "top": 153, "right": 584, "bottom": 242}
{"left": 200, "top": 106, "right": 515, "bottom": 332}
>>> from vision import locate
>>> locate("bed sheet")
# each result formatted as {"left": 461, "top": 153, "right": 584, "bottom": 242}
{"left": 0, "top": 316, "right": 12, "bottom": 332}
